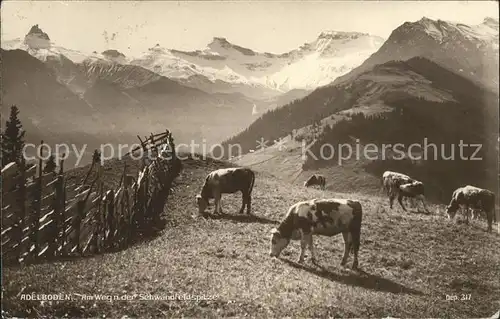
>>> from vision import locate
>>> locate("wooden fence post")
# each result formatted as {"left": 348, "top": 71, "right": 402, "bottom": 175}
{"left": 58, "top": 156, "right": 67, "bottom": 256}
{"left": 75, "top": 177, "right": 96, "bottom": 255}
{"left": 124, "top": 180, "right": 133, "bottom": 245}
{"left": 119, "top": 189, "right": 126, "bottom": 249}
{"left": 46, "top": 173, "right": 58, "bottom": 259}
{"left": 105, "top": 190, "right": 115, "bottom": 249}
{"left": 92, "top": 160, "right": 104, "bottom": 254}
{"left": 144, "top": 167, "right": 150, "bottom": 224}
{"left": 49, "top": 156, "right": 65, "bottom": 258}
{"left": 30, "top": 141, "right": 44, "bottom": 260}
{"left": 12, "top": 158, "right": 27, "bottom": 264}
{"left": 74, "top": 200, "right": 84, "bottom": 255}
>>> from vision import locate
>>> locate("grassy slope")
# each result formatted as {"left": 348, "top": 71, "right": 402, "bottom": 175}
{"left": 233, "top": 135, "right": 383, "bottom": 196}
{"left": 3, "top": 157, "right": 500, "bottom": 318}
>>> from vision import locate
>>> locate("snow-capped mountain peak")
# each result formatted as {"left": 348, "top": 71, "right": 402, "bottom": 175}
{"left": 4, "top": 24, "right": 385, "bottom": 93}
{"left": 482, "top": 17, "right": 499, "bottom": 29}
{"left": 335, "top": 16, "right": 499, "bottom": 93}
{"left": 130, "top": 30, "right": 385, "bottom": 91}
{"left": 209, "top": 37, "right": 230, "bottom": 47}
{"left": 207, "top": 37, "right": 257, "bottom": 56}
{"left": 4, "top": 25, "right": 128, "bottom": 65}
{"left": 148, "top": 44, "right": 168, "bottom": 54}
{"left": 24, "top": 24, "right": 51, "bottom": 49}
{"left": 101, "top": 49, "right": 127, "bottom": 64}
{"left": 317, "top": 30, "right": 368, "bottom": 40}
{"left": 395, "top": 16, "right": 498, "bottom": 45}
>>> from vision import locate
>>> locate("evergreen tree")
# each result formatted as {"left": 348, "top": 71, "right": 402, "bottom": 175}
{"left": 43, "top": 155, "right": 57, "bottom": 174}
{"left": 1, "top": 105, "right": 26, "bottom": 167}
{"left": 92, "top": 150, "right": 101, "bottom": 164}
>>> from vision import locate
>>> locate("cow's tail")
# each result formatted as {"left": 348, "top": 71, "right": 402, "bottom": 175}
{"left": 491, "top": 193, "right": 497, "bottom": 223}
{"left": 381, "top": 176, "right": 389, "bottom": 196}
{"left": 248, "top": 169, "right": 255, "bottom": 195}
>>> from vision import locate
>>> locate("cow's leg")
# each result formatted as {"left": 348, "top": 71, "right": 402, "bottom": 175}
{"left": 213, "top": 191, "right": 222, "bottom": 214}
{"left": 475, "top": 200, "right": 482, "bottom": 221}
{"left": 307, "top": 235, "right": 316, "bottom": 264}
{"left": 414, "top": 195, "right": 428, "bottom": 212}
{"left": 405, "top": 197, "right": 412, "bottom": 208}
{"left": 246, "top": 193, "right": 252, "bottom": 215}
{"left": 470, "top": 209, "right": 477, "bottom": 220}
{"left": 219, "top": 196, "right": 224, "bottom": 214}
{"left": 389, "top": 194, "right": 395, "bottom": 209}
{"left": 397, "top": 194, "right": 407, "bottom": 212}
{"left": 298, "top": 231, "right": 310, "bottom": 264}
{"left": 340, "top": 231, "right": 352, "bottom": 266}
{"left": 350, "top": 228, "right": 360, "bottom": 270}
{"left": 465, "top": 205, "right": 470, "bottom": 224}
{"left": 486, "top": 209, "right": 493, "bottom": 232}
{"left": 238, "top": 192, "right": 246, "bottom": 214}
{"left": 419, "top": 196, "right": 430, "bottom": 212}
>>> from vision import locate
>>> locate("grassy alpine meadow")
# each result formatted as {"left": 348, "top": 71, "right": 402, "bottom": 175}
{"left": 2, "top": 156, "right": 500, "bottom": 318}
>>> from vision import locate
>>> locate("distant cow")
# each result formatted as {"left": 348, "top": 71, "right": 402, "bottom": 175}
{"left": 446, "top": 185, "right": 496, "bottom": 232}
{"left": 382, "top": 171, "right": 428, "bottom": 212}
{"left": 196, "top": 167, "right": 255, "bottom": 215}
{"left": 304, "top": 174, "right": 326, "bottom": 190}
{"left": 269, "top": 198, "right": 362, "bottom": 270}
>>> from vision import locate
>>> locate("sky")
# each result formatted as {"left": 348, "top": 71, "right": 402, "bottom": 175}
{"left": 1, "top": 0, "right": 498, "bottom": 56}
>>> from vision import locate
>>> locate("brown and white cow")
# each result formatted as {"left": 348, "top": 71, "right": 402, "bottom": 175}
{"left": 269, "top": 198, "right": 362, "bottom": 270}
{"left": 304, "top": 174, "right": 326, "bottom": 190}
{"left": 446, "top": 185, "right": 496, "bottom": 232}
{"left": 196, "top": 167, "right": 255, "bottom": 215}
{"left": 382, "top": 171, "right": 428, "bottom": 212}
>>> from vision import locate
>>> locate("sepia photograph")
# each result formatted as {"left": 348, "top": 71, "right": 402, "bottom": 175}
{"left": 1, "top": 0, "right": 499, "bottom": 317}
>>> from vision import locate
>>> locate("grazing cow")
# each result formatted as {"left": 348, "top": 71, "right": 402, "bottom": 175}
{"left": 269, "top": 198, "right": 362, "bottom": 270}
{"left": 446, "top": 185, "right": 496, "bottom": 232}
{"left": 304, "top": 174, "right": 326, "bottom": 190}
{"left": 196, "top": 167, "right": 255, "bottom": 215}
{"left": 382, "top": 171, "right": 428, "bottom": 212}
{"left": 399, "top": 181, "right": 429, "bottom": 212}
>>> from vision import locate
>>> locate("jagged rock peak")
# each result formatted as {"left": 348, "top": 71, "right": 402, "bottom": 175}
{"left": 102, "top": 49, "right": 126, "bottom": 58}
{"left": 27, "top": 24, "right": 50, "bottom": 40}
{"left": 483, "top": 17, "right": 499, "bottom": 28}
{"left": 212, "top": 37, "right": 230, "bottom": 44}
{"left": 318, "top": 31, "right": 368, "bottom": 39}
{"left": 24, "top": 24, "right": 51, "bottom": 49}
{"left": 419, "top": 16, "right": 434, "bottom": 23}
{"left": 148, "top": 43, "right": 167, "bottom": 53}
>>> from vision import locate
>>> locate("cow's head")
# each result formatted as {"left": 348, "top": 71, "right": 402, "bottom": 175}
{"left": 400, "top": 181, "right": 424, "bottom": 197}
{"left": 269, "top": 228, "right": 290, "bottom": 258}
{"left": 304, "top": 176, "right": 316, "bottom": 187}
{"left": 445, "top": 204, "right": 458, "bottom": 219}
{"left": 195, "top": 194, "right": 208, "bottom": 214}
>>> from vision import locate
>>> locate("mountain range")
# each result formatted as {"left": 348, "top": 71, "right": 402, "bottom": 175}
{"left": 221, "top": 17, "right": 498, "bottom": 202}
{"left": 333, "top": 17, "right": 499, "bottom": 92}
{"left": 130, "top": 31, "right": 384, "bottom": 93}
{"left": 223, "top": 17, "right": 498, "bottom": 149}
{"left": 1, "top": 17, "right": 498, "bottom": 171}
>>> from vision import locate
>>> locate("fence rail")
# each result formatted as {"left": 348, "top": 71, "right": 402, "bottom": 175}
{"left": 1, "top": 129, "right": 181, "bottom": 265}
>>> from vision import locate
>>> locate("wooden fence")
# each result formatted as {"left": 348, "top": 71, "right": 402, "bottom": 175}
{"left": 1, "top": 130, "right": 181, "bottom": 265}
